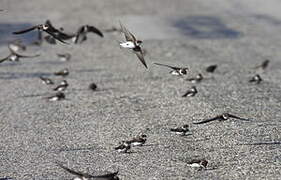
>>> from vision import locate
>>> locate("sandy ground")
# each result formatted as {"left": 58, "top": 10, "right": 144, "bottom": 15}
{"left": 0, "top": 0, "right": 281, "bottom": 179}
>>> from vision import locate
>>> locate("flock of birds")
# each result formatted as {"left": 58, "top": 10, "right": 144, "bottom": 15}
{"left": 0, "top": 16, "right": 271, "bottom": 180}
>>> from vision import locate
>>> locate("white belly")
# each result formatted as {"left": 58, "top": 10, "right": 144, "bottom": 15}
{"left": 120, "top": 41, "right": 135, "bottom": 49}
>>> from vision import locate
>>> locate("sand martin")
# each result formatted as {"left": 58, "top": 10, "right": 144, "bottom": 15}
{"left": 0, "top": 47, "right": 39, "bottom": 63}
{"left": 170, "top": 125, "right": 190, "bottom": 136}
{"left": 57, "top": 163, "right": 119, "bottom": 180}
{"left": 115, "top": 141, "right": 131, "bottom": 153}
{"left": 57, "top": 53, "right": 71, "bottom": 61}
{"left": 53, "top": 80, "right": 68, "bottom": 91}
{"left": 154, "top": 63, "right": 189, "bottom": 76}
{"left": 13, "top": 20, "right": 72, "bottom": 44}
{"left": 249, "top": 74, "right": 262, "bottom": 84}
{"left": 54, "top": 68, "right": 69, "bottom": 77}
{"left": 46, "top": 92, "right": 65, "bottom": 101}
{"left": 186, "top": 159, "right": 208, "bottom": 170}
{"left": 89, "top": 83, "right": 98, "bottom": 91}
{"left": 206, "top": 65, "right": 217, "bottom": 73}
{"left": 186, "top": 73, "right": 203, "bottom": 83}
{"left": 182, "top": 86, "right": 197, "bottom": 97}
{"left": 193, "top": 113, "right": 250, "bottom": 124}
{"left": 8, "top": 40, "right": 26, "bottom": 52}
{"left": 126, "top": 134, "right": 147, "bottom": 146}
{"left": 253, "top": 59, "right": 270, "bottom": 70}
{"left": 119, "top": 22, "right": 147, "bottom": 69}
{"left": 39, "top": 76, "right": 54, "bottom": 85}
{"left": 73, "top": 25, "right": 103, "bottom": 44}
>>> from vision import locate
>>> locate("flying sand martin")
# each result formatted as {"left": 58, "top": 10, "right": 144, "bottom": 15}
{"left": 46, "top": 92, "right": 65, "bottom": 101}
{"left": 0, "top": 46, "right": 39, "bottom": 63}
{"left": 54, "top": 68, "right": 69, "bottom": 77}
{"left": 206, "top": 65, "right": 217, "bottom": 73}
{"left": 13, "top": 20, "right": 72, "bottom": 44}
{"left": 119, "top": 22, "right": 147, "bottom": 69}
{"left": 73, "top": 25, "right": 103, "bottom": 44}
{"left": 182, "top": 86, "right": 197, "bottom": 97}
{"left": 57, "top": 53, "right": 71, "bottom": 61}
{"left": 39, "top": 76, "right": 54, "bottom": 85}
{"left": 249, "top": 74, "right": 262, "bottom": 84}
{"left": 154, "top": 63, "right": 189, "bottom": 76}
{"left": 186, "top": 159, "right": 208, "bottom": 170}
{"left": 56, "top": 163, "right": 119, "bottom": 180}
{"left": 114, "top": 141, "right": 131, "bottom": 153}
{"left": 193, "top": 113, "right": 250, "bottom": 124}
{"left": 53, "top": 80, "right": 68, "bottom": 91}
{"left": 170, "top": 124, "right": 190, "bottom": 136}
{"left": 126, "top": 134, "right": 147, "bottom": 146}
{"left": 8, "top": 40, "right": 26, "bottom": 52}
{"left": 186, "top": 73, "right": 203, "bottom": 83}
{"left": 253, "top": 59, "right": 270, "bottom": 70}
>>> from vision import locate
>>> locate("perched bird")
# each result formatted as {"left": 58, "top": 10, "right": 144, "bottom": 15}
{"left": 186, "top": 159, "right": 208, "bottom": 170}
{"left": 206, "top": 65, "right": 217, "bottom": 73}
{"left": 0, "top": 46, "right": 39, "bottom": 63}
{"left": 114, "top": 141, "right": 131, "bottom": 153}
{"left": 186, "top": 73, "right": 203, "bottom": 83}
{"left": 126, "top": 134, "right": 147, "bottom": 146}
{"left": 39, "top": 76, "right": 54, "bottom": 85}
{"left": 13, "top": 20, "right": 72, "bottom": 44}
{"left": 119, "top": 22, "right": 147, "bottom": 69}
{"left": 46, "top": 92, "right": 65, "bottom": 101}
{"left": 8, "top": 40, "right": 26, "bottom": 52}
{"left": 170, "top": 125, "right": 190, "bottom": 136}
{"left": 182, "top": 86, "right": 197, "bottom": 97}
{"left": 249, "top": 74, "right": 262, "bottom": 84}
{"left": 54, "top": 68, "right": 69, "bottom": 77}
{"left": 154, "top": 63, "right": 189, "bottom": 76}
{"left": 53, "top": 80, "right": 68, "bottom": 91}
{"left": 253, "top": 59, "right": 270, "bottom": 70}
{"left": 89, "top": 83, "right": 98, "bottom": 91}
{"left": 73, "top": 25, "right": 103, "bottom": 44}
{"left": 193, "top": 113, "right": 250, "bottom": 124}
{"left": 57, "top": 163, "right": 119, "bottom": 180}
{"left": 57, "top": 53, "right": 71, "bottom": 61}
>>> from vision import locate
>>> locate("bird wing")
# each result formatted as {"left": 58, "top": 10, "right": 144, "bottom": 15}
{"left": 44, "top": 30, "right": 69, "bottom": 44}
{"left": 134, "top": 49, "right": 148, "bottom": 69}
{"left": 13, "top": 26, "right": 38, "bottom": 34}
{"left": 88, "top": 25, "right": 104, "bottom": 37}
{"left": 119, "top": 22, "right": 137, "bottom": 42}
{"left": 93, "top": 171, "right": 119, "bottom": 178}
{"left": 193, "top": 116, "right": 220, "bottom": 124}
{"left": 153, "top": 63, "right": 180, "bottom": 70}
{"left": 0, "top": 55, "right": 10, "bottom": 63}
{"left": 15, "top": 53, "right": 40, "bottom": 58}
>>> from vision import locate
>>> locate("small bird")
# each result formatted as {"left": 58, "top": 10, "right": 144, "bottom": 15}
{"left": 39, "top": 76, "right": 54, "bottom": 85}
{"left": 206, "top": 65, "right": 217, "bottom": 73}
{"left": 249, "top": 74, "right": 262, "bottom": 84}
{"left": 186, "top": 73, "right": 203, "bottom": 83}
{"left": 119, "top": 22, "right": 147, "bottom": 69}
{"left": 126, "top": 134, "right": 147, "bottom": 146}
{"left": 8, "top": 40, "right": 26, "bottom": 52}
{"left": 73, "top": 25, "right": 103, "bottom": 44}
{"left": 170, "top": 125, "right": 190, "bottom": 136}
{"left": 253, "top": 59, "right": 270, "bottom": 70}
{"left": 13, "top": 20, "right": 72, "bottom": 44}
{"left": 0, "top": 47, "right": 39, "bottom": 63}
{"left": 57, "top": 53, "right": 71, "bottom": 61}
{"left": 182, "top": 86, "right": 197, "bottom": 97}
{"left": 186, "top": 159, "right": 208, "bottom": 170}
{"left": 193, "top": 113, "right": 250, "bottom": 124}
{"left": 114, "top": 141, "right": 131, "bottom": 153}
{"left": 53, "top": 80, "right": 68, "bottom": 91}
{"left": 154, "top": 63, "right": 189, "bottom": 76}
{"left": 89, "top": 83, "right": 98, "bottom": 91}
{"left": 46, "top": 92, "right": 65, "bottom": 101}
{"left": 54, "top": 68, "right": 69, "bottom": 77}
{"left": 57, "top": 163, "right": 119, "bottom": 180}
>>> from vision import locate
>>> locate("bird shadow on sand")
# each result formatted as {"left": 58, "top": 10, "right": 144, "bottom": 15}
{"left": 238, "top": 142, "right": 281, "bottom": 146}
{"left": 173, "top": 16, "right": 242, "bottom": 39}
{"left": 0, "top": 72, "right": 52, "bottom": 80}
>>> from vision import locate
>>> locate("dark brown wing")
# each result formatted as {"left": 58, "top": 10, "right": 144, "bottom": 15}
{"left": 134, "top": 49, "right": 148, "bottom": 69}
{"left": 0, "top": 55, "right": 10, "bottom": 63}
{"left": 44, "top": 30, "right": 69, "bottom": 44}
{"left": 56, "top": 163, "right": 95, "bottom": 178}
{"left": 153, "top": 63, "right": 180, "bottom": 70}
{"left": 88, "top": 25, "right": 104, "bottom": 37}
{"left": 15, "top": 53, "right": 40, "bottom": 58}
{"left": 13, "top": 26, "right": 38, "bottom": 34}
{"left": 193, "top": 116, "right": 220, "bottom": 124}
{"left": 119, "top": 22, "right": 137, "bottom": 42}
{"left": 93, "top": 171, "right": 119, "bottom": 178}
